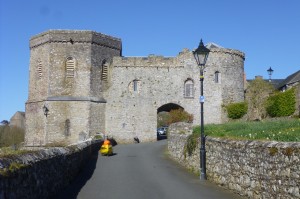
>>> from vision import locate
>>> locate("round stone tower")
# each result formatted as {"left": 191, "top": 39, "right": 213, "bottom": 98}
{"left": 25, "top": 30, "right": 121, "bottom": 146}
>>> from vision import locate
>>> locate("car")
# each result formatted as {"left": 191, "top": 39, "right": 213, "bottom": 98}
{"left": 157, "top": 126, "right": 168, "bottom": 140}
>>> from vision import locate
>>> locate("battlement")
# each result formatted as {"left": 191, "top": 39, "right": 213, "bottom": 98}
{"left": 30, "top": 30, "right": 122, "bottom": 50}
{"left": 209, "top": 48, "right": 245, "bottom": 60}
{"left": 113, "top": 54, "right": 184, "bottom": 68}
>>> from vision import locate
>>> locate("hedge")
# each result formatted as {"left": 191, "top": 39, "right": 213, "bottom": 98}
{"left": 266, "top": 88, "right": 296, "bottom": 117}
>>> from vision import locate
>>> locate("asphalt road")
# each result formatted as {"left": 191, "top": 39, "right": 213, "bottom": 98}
{"left": 55, "top": 140, "right": 243, "bottom": 199}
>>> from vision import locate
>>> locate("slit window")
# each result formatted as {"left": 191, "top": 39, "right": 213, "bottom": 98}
{"left": 37, "top": 60, "right": 43, "bottom": 79}
{"left": 101, "top": 60, "right": 108, "bottom": 81}
{"left": 133, "top": 80, "right": 138, "bottom": 91}
{"left": 215, "top": 71, "right": 220, "bottom": 83}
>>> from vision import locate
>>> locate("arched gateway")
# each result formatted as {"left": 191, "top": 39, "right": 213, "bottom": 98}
{"left": 25, "top": 30, "right": 245, "bottom": 145}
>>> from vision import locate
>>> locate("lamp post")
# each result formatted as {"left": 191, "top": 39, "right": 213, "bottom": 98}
{"left": 267, "top": 67, "right": 274, "bottom": 82}
{"left": 193, "top": 39, "right": 210, "bottom": 180}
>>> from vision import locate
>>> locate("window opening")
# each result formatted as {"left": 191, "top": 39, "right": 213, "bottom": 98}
{"left": 64, "top": 119, "right": 70, "bottom": 136}
{"left": 184, "top": 79, "right": 194, "bottom": 98}
{"left": 215, "top": 71, "right": 220, "bottom": 83}
{"left": 101, "top": 60, "right": 108, "bottom": 81}
{"left": 66, "top": 57, "right": 75, "bottom": 78}
{"left": 37, "top": 60, "right": 42, "bottom": 79}
{"left": 133, "top": 80, "right": 138, "bottom": 91}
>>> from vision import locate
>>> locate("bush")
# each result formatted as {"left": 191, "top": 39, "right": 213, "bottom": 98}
{"left": 167, "top": 109, "right": 193, "bottom": 125}
{"left": 184, "top": 133, "right": 198, "bottom": 158}
{"left": 226, "top": 102, "right": 248, "bottom": 119}
{"left": 266, "top": 88, "right": 296, "bottom": 117}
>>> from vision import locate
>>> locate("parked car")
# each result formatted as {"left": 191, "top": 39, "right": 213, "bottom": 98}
{"left": 157, "top": 126, "right": 168, "bottom": 140}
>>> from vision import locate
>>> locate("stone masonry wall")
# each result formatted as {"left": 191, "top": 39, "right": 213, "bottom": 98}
{"left": 0, "top": 140, "right": 101, "bottom": 199}
{"left": 168, "top": 122, "right": 300, "bottom": 199}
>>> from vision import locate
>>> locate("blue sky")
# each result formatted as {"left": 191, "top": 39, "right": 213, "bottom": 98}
{"left": 0, "top": 0, "right": 300, "bottom": 120}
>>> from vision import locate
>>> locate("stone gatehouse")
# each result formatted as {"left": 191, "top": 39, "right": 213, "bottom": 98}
{"left": 25, "top": 30, "right": 245, "bottom": 145}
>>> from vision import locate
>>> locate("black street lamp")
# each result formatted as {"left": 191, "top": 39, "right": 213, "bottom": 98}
{"left": 267, "top": 67, "right": 274, "bottom": 82}
{"left": 193, "top": 39, "right": 210, "bottom": 180}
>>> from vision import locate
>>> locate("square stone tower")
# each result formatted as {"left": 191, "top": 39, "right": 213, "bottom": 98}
{"left": 25, "top": 30, "right": 121, "bottom": 146}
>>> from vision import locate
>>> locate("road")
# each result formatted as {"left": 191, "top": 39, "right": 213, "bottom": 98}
{"left": 55, "top": 140, "right": 243, "bottom": 199}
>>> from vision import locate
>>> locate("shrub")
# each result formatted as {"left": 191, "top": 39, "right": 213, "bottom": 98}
{"left": 226, "top": 102, "right": 248, "bottom": 119}
{"left": 184, "top": 133, "right": 199, "bottom": 158}
{"left": 266, "top": 88, "right": 296, "bottom": 117}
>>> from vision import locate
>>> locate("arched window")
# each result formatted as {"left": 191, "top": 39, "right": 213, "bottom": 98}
{"left": 129, "top": 79, "right": 141, "bottom": 93}
{"left": 184, "top": 79, "right": 194, "bottom": 98}
{"left": 66, "top": 57, "right": 75, "bottom": 78}
{"left": 215, "top": 71, "right": 220, "bottom": 83}
{"left": 101, "top": 60, "right": 108, "bottom": 81}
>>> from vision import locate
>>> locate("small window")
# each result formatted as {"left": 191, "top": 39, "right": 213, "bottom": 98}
{"left": 129, "top": 79, "right": 141, "bottom": 93}
{"left": 215, "top": 71, "right": 220, "bottom": 83}
{"left": 66, "top": 57, "right": 75, "bottom": 78}
{"left": 184, "top": 79, "right": 194, "bottom": 98}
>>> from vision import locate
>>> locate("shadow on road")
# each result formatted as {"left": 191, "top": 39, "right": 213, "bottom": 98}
{"left": 53, "top": 151, "right": 99, "bottom": 199}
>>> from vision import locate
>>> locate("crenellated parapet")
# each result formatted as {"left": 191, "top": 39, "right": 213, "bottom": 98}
{"left": 113, "top": 55, "right": 184, "bottom": 68}
{"left": 208, "top": 47, "right": 245, "bottom": 60}
{"left": 30, "top": 30, "right": 122, "bottom": 51}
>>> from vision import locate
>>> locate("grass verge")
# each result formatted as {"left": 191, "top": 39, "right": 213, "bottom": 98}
{"left": 193, "top": 118, "right": 300, "bottom": 142}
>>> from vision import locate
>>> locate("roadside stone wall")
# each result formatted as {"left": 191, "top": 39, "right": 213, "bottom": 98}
{"left": 0, "top": 140, "right": 101, "bottom": 199}
{"left": 168, "top": 123, "right": 300, "bottom": 199}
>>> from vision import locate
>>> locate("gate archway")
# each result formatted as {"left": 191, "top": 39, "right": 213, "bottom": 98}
{"left": 157, "top": 103, "right": 183, "bottom": 113}
{"left": 157, "top": 103, "right": 184, "bottom": 128}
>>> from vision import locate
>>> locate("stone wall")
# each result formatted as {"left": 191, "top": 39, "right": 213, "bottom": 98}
{"left": 168, "top": 123, "right": 300, "bottom": 199}
{"left": 0, "top": 140, "right": 101, "bottom": 199}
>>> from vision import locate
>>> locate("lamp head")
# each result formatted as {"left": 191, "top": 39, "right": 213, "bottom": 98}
{"left": 193, "top": 39, "right": 210, "bottom": 67}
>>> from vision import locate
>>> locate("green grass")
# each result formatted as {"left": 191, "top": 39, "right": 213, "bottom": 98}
{"left": 0, "top": 147, "right": 32, "bottom": 158}
{"left": 193, "top": 118, "right": 300, "bottom": 142}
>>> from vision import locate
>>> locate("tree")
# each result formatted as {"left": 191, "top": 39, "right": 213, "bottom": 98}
{"left": 245, "top": 78, "right": 274, "bottom": 120}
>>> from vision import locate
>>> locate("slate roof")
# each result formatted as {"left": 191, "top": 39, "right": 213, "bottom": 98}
{"left": 277, "top": 70, "right": 300, "bottom": 89}
{"left": 246, "top": 78, "right": 284, "bottom": 89}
